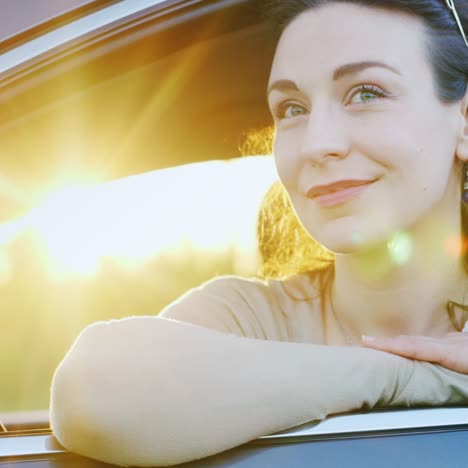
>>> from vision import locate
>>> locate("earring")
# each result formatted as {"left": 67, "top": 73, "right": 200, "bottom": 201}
{"left": 464, "top": 162, "right": 468, "bottom": 204}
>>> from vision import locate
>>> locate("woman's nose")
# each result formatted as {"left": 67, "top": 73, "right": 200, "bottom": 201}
{"left": 298, "top": 109, "right": 349, "bottom": 166}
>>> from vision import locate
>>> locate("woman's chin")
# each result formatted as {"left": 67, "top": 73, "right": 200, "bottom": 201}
{"left": 315, "top": 229, "right": 390, "bottom": 255}
{"left": 320, "top": 239, "right": 363, "bottom": 255}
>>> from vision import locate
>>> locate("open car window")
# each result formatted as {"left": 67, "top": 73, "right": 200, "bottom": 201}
{"left": 0, "top": 0, "right": 275, "bottom": 417}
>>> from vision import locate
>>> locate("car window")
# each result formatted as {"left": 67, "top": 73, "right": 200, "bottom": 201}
{"left": 0, "top": 0, "right": 275, "bottom": 415}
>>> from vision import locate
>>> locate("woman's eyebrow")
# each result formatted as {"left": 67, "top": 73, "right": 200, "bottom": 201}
{"left": 267, "top": 61, "right": 400, "bottom": 97}
{"left": 267, "top": 79, "right": 299, "bottom": 97}
{"left": 333, "top": 61, "right": 401, "bottom": 80}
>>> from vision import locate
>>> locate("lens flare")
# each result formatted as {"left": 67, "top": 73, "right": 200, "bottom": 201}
{"left": 444, "top": 234, "right": 467, "bottom": 258}
{"left": 387, "top": 231, "right": 413, "bottom": 266}
{"left": 351, "top": 232, "right": 362, "bottom": 245}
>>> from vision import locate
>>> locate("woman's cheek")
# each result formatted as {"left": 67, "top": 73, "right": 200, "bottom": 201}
{"left": 274, "top": 133, "right": 300, "bottom": 187}
{"left": 273, "top": 141, "right": 288, "bottom": 184}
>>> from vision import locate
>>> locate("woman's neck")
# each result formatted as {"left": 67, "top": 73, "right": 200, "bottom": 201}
{"left": 332, "top": 189, "right": 466, "bottom": 341}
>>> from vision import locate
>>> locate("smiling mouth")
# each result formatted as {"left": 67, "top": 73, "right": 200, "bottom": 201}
{"left": 306, "top": 179, "right": 377, "bottom": 208}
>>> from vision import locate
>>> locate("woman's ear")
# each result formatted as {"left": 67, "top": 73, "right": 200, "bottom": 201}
{"left": 456, "top": 90, "right": 468, "bottom": 162}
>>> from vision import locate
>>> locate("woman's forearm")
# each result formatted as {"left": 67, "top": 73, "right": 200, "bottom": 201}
{"left": 49, "top": 317, "right": 418, "bottom": 467}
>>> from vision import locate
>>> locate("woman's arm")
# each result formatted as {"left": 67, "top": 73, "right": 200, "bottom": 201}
{"left": 50, "top": 316, "right": 417, "bottom": 467}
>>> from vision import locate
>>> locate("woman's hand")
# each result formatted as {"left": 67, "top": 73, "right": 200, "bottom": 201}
{"left": 361, "top": 332, "right": 468, "bottom": 374}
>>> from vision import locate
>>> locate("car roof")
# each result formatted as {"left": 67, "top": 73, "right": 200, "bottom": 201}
{"left": 0, "top": 0, "right": 116, "bottom": 47}
{"left": 0, "top": 0, "right": 168, "bottom": 74}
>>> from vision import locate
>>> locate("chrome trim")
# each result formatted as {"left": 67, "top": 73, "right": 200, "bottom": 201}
{"left": 0, "top": 0, "right": 168, "bottom": 74}
{"left": 0, "top": 410, "right": 49, "bottom": 432}
{"left": 0, "top": 434, "right": 65, "bottom": 458}
{"left": 259, "top": 407, "right": 468, "bottom": 440}
{"left": 0, "top": 408, "right": 466, "bottom": 458}
{"left": 0, "top": 409, "right": 49, "bottom": 427}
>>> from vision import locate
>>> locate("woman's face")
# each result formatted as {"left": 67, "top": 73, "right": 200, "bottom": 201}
{"left": 268, "top": 3, "right": 464, "bottom": 254}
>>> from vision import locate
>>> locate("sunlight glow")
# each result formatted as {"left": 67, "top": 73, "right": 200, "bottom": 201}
{"left": 26, "top": 157, "right": 277, "bottom": 280}
{"left": 387, "top": 231, "right": 413, "bottom": 266}
{"left": 0, "top": 218, "right": 31, "bottom": 284}
{"left": 28, "top": 186, "right": 104, "bottom": 278}
{"left": 0, "top": 174, "right": 28, "bottom": 208}
{"left": 0, "top": 218, "right": 29, "bottom": 246}
{"left": 445, "top": 234, "right": 468, "bottom": 258}
{"left": 0, "top": 249, "right": 11, "bottom": 284}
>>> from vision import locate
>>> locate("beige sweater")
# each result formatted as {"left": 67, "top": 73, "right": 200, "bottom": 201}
{"left": 160, "top": 272, "right": 468, "bottom": 408}
{"left": 161, "top": 274, "right": 328, "bottom": 343}
{"left": 162, "top": 273, "right": 468, "bottom": 341}
{"left": 50, "top": 274, "right": 468, "bottom": 466}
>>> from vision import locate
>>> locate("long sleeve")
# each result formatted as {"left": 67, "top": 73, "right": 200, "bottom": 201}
{"left": 390, "top": 359, "right": 468, "bottom": 407}
{"left": 50, "top": 316, "right": 468, "bottom": 467}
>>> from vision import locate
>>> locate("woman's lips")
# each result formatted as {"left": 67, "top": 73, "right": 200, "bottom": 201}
{"left": 306, "top": 179, "right": 377, "bottom": 208}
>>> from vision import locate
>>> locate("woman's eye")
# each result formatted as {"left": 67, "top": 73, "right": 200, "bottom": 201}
{"left": 274, "top": 102, "right": 308, "bottom": 120}
{"left": 347, "top": 85, "right": 388, "bottom": 105}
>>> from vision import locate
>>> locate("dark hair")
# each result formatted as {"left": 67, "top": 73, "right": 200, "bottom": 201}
{"left": 266, "top": 0, "right": 468, "bottom": 102}
{"left": 257, "top": 0, "right": 468, "bottom": 328}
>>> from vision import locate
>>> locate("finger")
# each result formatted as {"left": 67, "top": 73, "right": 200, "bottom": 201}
{"left": 446, "top": 331, "right": 462, "bottom": 338}
{"left": 445, "top": 331, "right": 468, "bottom": 340}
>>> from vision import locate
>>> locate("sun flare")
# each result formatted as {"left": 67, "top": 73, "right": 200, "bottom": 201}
{"left": 22, "top": 156, "right": 277, "bottom": 279}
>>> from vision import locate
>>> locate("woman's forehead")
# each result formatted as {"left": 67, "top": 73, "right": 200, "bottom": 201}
{"left": 269, "top": 3, "right": 428, "bottom": 83}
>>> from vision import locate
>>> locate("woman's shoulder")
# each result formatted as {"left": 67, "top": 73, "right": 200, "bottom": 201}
{"left": 160, "top": 271, "right": 328, "bottom": 343}
{"left": 160, "top": 275, "right": 282, "bottom": 339}
{"left": 198, "top": 269, "right": 328, "bottom": 300}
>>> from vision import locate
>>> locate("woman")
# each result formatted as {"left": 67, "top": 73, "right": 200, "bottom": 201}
{"left": 50, "top": 0, "right": 468, "bottom": 466}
